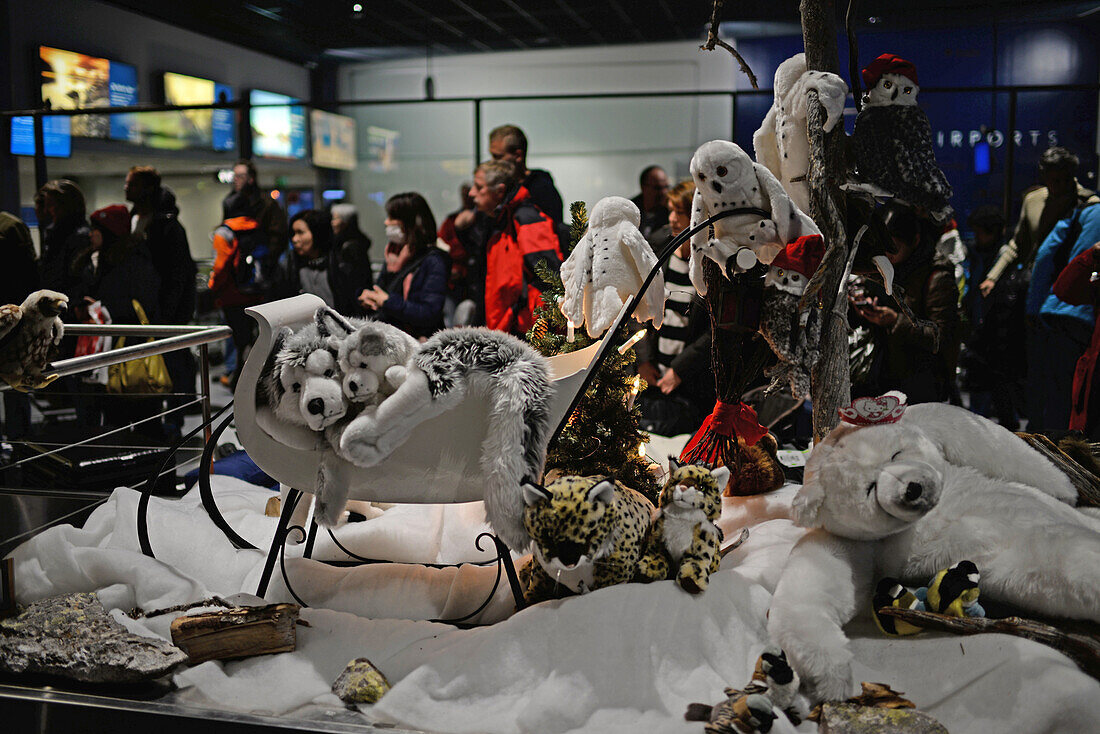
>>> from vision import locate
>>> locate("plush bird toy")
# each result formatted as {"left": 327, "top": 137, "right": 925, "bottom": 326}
{"left": 753, "top": 53, "right": 848, "bottom": 216}
{"left": 687, "top": 140, "right": 821, "bottom": 294}
{"left": 852, "top": 53, "right": 954, "bottom": 222}
{"left": 559, "top": 196, "right": 664, "bottom": 338}
{"left": 760, "top": 233, "right": 826, "bottom": 399}
{"left": 0, "top": 289, "right": 68, "bottom": 391}
{"left": 685, "top": 646, "right": 802, "bottom": 732}
{"left": 873, "top": 560, "right": 985, "bottom": 636}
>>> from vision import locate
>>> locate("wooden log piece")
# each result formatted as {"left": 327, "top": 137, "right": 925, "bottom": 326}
{"left": 170, "top": 602, "right": 300, "bottom": 665}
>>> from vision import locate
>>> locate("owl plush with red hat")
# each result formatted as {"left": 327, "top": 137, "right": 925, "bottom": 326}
{"left": 759, "top": 233, "right": 825, "bottom": 398}
{"left": 852, "top": 53, "right": 953, "bottom": 222}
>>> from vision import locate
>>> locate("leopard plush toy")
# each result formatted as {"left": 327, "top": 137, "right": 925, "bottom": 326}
{"left": 637, "top": 458, "right": 729, "bottom": 593}
{"left": 519, "top": 475, "right": 655, "bottom": 604}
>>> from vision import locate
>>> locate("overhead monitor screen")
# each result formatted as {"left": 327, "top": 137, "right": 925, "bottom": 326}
{"left": 250, "top": 90, "right": 306, "bottom": 160}
{"left": 310, "top": 109, "right": 357, "bottom": 170}
{"left": 38, "top": 45, "right": 137, "bottom": 140}
{"left": 10, "top": 115, "right": 71, "bottom": 158}
{"left": 131, "top": 72, "right": 235, "bottom": 150}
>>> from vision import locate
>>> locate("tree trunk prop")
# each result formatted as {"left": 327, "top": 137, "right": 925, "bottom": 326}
{"left": 799, "top": 0, "right": 851, "bottom": 442}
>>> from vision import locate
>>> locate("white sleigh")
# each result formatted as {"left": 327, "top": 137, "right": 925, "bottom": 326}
{"left": 234, "top": 293, "right": 628, "bottom": 505}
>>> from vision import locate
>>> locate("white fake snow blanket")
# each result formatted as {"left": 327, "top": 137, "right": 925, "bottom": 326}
{"left": 9, "top": 466, "right": 1100, "bottom": 733}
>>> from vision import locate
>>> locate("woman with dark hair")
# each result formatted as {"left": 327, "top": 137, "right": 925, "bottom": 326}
{"left": 330, "top": 203, "right": 374, "bottom": 315}
{"left": 359, "top": 192, "right": 448, "bottom": 338}
{"left": 280, "top": 209, "right": 363, "bottom": 315}
{"left": 38, "top": 179, "right": 91, "bottom": 296}
{"left": 849, "top": 201, "right": 960, "bottom": 404}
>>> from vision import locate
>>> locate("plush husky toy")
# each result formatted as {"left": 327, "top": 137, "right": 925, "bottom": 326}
{"left": 262, "top": 325, "right": 346, "bottom": 432}
{"left": 337, "top": 320, "right": 420, "bottom": 406}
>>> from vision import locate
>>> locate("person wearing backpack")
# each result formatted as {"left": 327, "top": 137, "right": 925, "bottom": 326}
{"left": 209, "top": 197, "right": 267, "bottom": 388}
{"left": 1026, "top": 202, "right": 1100, "bottom": 430}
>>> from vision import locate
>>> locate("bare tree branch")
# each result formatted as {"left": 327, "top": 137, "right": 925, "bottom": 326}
{"left": 701, "top": 0, "right": 759, "bottom": 89}
{"left": 878, "top": 607, "right": 1100, "bottom": 681}
{"left": 800, "top": 0, "right": 850, "bottom": 441}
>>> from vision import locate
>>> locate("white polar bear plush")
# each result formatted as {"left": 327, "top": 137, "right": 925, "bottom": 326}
{"left": 767, "top": 401, "right": 1100, "bottom": 702}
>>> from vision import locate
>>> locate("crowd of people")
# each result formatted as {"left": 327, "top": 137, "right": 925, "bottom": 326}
{"left": 3, "top": 130, "right": 1100, "bottom": 445}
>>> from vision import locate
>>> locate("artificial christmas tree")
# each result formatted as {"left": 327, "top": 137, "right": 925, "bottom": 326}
{"left": 528, "top": 201, "right": 660, "bottom": 504}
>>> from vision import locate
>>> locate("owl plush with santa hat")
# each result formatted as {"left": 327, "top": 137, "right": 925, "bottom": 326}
{"left": 852, "top": 53, "right": 953, "bottom": 222}
{"left": 759, "top": 233, "right": 825, "bottom": 399}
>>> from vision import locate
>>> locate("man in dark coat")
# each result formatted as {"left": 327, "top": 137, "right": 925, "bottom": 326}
{"left": 126, "top": 166, "right": 197, "bottom": 438}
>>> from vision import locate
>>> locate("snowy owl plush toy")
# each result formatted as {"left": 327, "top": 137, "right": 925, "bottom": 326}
{"left": 688, "top": 140, "right": 821, "bottom": 296}
{"left": 852, "top": 53, "right": 953, "bottom": 221}
{"left": 559, "top": 196, "right": 665, "bottom": 338}
{"left": 753, "top": 53, "right": 848, "bottom": 216}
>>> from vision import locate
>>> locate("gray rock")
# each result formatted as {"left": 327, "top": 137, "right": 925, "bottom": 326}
{"left": 332, "top": 657, "right": 391, "bottom": 704}
{"left": 0, "top": 592, "right": 188, "bottom": 683}
{"left": 819, "top": 704, "right": 949, "bottom": 734}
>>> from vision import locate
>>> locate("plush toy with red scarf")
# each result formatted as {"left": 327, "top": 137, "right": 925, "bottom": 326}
{"left": 760, "top": 233, "right": 826, "bottom": 399}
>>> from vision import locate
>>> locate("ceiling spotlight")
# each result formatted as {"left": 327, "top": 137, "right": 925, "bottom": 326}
{"left": 867, "top": 16, "right": 880, "bottom": 24}
{"left": 352, "top": 2, "right": 362, "bottom": 11}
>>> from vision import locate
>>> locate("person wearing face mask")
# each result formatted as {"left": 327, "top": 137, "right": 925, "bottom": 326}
{"left": 358, "top": 193, "right": 449, "bottom": 339}
{"left": 279, "top": 209, "right": 363, "bottom": 316}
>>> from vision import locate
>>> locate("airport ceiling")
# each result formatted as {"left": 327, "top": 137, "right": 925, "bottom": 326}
{"left": 105, "top": 0, "right": 1100, "bottom": 65}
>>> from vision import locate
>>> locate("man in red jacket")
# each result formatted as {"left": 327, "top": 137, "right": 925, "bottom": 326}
{"left": 471, "top": 160, "right": 563, "bottom": 336}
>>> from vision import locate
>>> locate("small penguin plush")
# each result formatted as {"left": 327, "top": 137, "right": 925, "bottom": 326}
{"left": 559, "top": 196, "right": 665, "bottom": 338}
{"left": 0, "top": 289, "right": 68, "bottom": 391}
{"left": 852, "top": 53, "right": 954, "bottom": 221}
{"left": 759, "top": 233, "right": 826, "bottom": 398}
{"left": 872, "top": 560, "right": 985, "bottom": 636}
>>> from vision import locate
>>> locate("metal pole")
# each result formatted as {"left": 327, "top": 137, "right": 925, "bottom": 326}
{"left": 199, "top": 343, "right": 213, "bottom": 448}
{"left": 473, "top": 98, "right": 482, "bottom": 168}
{"left": 32, "top": 110, "right": 47, "bottom": 199}
{"left": 730, "top": 92, "right": 738, "bottom": 144}
{"left": 1004, "top": 88, "right": 1018, "bottom": 224}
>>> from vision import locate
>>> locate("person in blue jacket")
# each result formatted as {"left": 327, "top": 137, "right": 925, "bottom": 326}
{"left": 1025, "top": 202, "right": 1100, "bottom": 429}
{"left": 359, "top": 192, "right": 449, "bottom": 339}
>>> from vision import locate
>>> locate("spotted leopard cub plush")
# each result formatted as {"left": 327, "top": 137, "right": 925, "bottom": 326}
{"left": 637, "top": 458, "right": 730, "bottom": 593}
{"left": 519, "top": 475, "right": 655, "bottom": 604}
